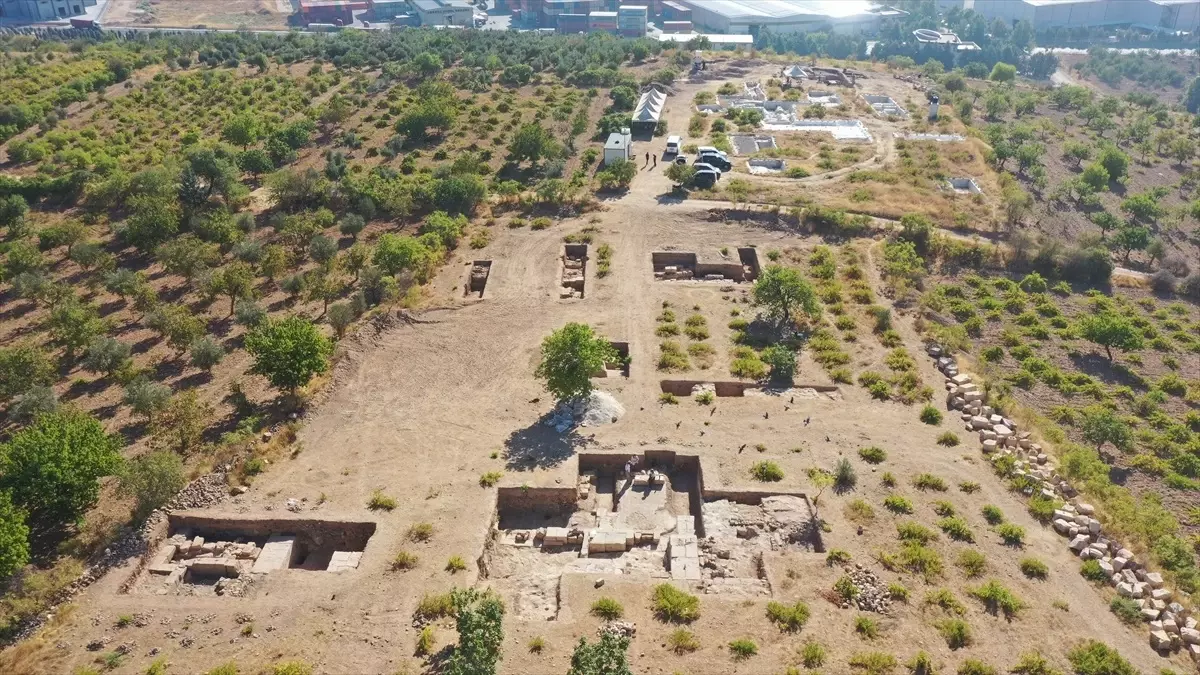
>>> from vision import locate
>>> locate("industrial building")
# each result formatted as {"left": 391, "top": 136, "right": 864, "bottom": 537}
{"left": 670, "top": 0, "right": 904, "bottom": 35}
{"left": 299, "top": 0, "right": 368, "bottom": 25}
{"left": 410, "top": 0, "right": 473, "bottom": 25}
{"left": 370, "top": 0, "right": 411, "bottom": 20}
{"left": 967, "top": 0, "right": 1199, "bottom": 33}
{"left": 0, "top": 0, "right": 97, "bottom": 21}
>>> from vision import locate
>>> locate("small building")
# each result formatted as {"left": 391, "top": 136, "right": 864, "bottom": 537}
{"left": 369, "top": 0, "right": 410, "bottom": 20}
{"left": 0, "top": 0, "right": 97, "bottom": 21}
{"left": 912, "top": 28, "right": 980, "bottom": 55}
{"left": 604, "top": 129, "right": 633, "bottom": 166}
{"left": 661, "top": 0, "right": 692, "bottom": 21}
{"left": 410, "top": 0, "right": 473, "bottom": 26}
{"left": 300, "top": 0, "right": 368, "bottom": 24}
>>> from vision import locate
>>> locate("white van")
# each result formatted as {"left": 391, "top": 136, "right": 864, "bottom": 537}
{"left": 665, "top": 135, "right": 682, "bottom": 156}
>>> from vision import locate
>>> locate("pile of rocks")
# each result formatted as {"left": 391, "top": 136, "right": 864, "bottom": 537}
{"left": 599, "top": 620, "right": 636, "bottom": 640}
{"left": 842, "top": 563, "right": 891, "bottom": 613}
{"left": 926, "top": 344, "right": 1197, "bottom": 663}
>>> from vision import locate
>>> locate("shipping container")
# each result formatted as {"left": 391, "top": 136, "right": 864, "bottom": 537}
{"left": 556, "top": 12, "right": 588, "bottom": 31}
{"left": 661, "top": 20, "right": 691, "bottom": 32}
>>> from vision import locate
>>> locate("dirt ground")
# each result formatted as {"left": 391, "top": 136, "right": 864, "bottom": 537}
{"left": 20, "top": 155, "right": 1185, "bottom": 673}
{"left": 102, "top": 0, "right": 292, "bottom": 29}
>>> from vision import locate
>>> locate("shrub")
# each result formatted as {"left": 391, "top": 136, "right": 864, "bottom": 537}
{"left": 958, "top": 481, "right": 980, "bottom": 493}
{"left": 1080, "top": 559, "right": 1109, "bottom": 583}
{"left": 834, "top": 456, "right": 857, "bottom": 490}
{"left": 1026, "top": 494, "right": 1061, "bottom": 523}
{"left": 908, "top": 651, "right": 937, "bottom": 675}
{"left": 667, "top": 628, "right": 699, "bottom": 654}
{"left": 858, "top": 446, "right": 887, "bottom": 464}
{"left": 414, "top": 592, "right": 454, "bottom": 620}
{"left": 854, "top": 615, "right": 879, "bottom": 639}
{"left": 407, "top": 523, "right": 434, "bottom": 542}
{"left": 919, "top": 406, "right": 943, "bottom": 425}
{"left": 933, "top": 500, "right": 956, "bottom": 517}
{"left": 835, "top": 575, "right": 861, "bottom": 601}
{"left": 392, "top": 550, "right": 418, "bottom": 571}
{"left": 897, "top": 522, "right": 938, "bottom": 544}
{"left": 996, "top": 523, "right": 1025, "bottom": 546}
{"left": 925, "top": 588, "right": 966, "bottom": 614}
{"left": 957, "top": 550, "right": 987, "bottom": 578}
{"left": 1066, "top": 640, "right": 1136, "bottom": 675}
{"left": 591, "top": 596, "right": 624, "bottom": 620}
{"left": 937, "top": 432, "right": 960, "bottom": 446}
{"left": 958, "top": 660, "right": 997, "bottom": 675}
{"left": 914, "top": 474, "right": 948, "bottom": 491}
{"left": 479, "top": 471, "right": 502, "bottom": 487}
{"left": 729, "top": 638, "right": 758, "bottom": 660}
{"left": 882, "top": 542, "right": 944, "bottom": 581}
{"left": 881, "top": 472, "right": 897, "bottom": 487}
{"left": 937, "top": 618, "right": 972, "bottom": 649}
{"left": 981, "top": 505, "right": 1004, "bottom": 524}
{"left": 1019, "top": 558, "right": 1049, "bottom": 580}
{"left": 652, "top": 583, "right": 699, "bottom": 623}
{"left": 827, "top": 549, "right": 852, "bottom": 566}
{"left": 1009, "top": 651, "right": 1059, "bottom": 675}
{"left": 367, "top": 490, "right": 397, "bottom": 511}
{"left": 658, "top": 392, "right": 678, "bottom": 405}
{"left": 800, "top": 641, "right": 826, "bottom": 668}
{"left": 445, "top": 556, "right": 467, "bottom": 573}
{"left": 765, "top": 600, "right": 810, "bottom": 631}
{"left": 884, "top": 496, "right": 914, "bottom": 514}
{"left": 845, "top": 499, "right": 875, "bottom": 523}
{"left": 968, "top": 580, "right": 1024, "bottom": 618}
{"left": 981, "top": 346, "right": 1004, "bottom": 362}
{"left": 1109, "top": 597, "right": 1141, "bottom": 625}
{"left": 751, "top": 461, "right": 784, "bottom": 482}
{"left": 527, "top": 636, "right": 546, "bottom": 654}
{"left": 888, "top": 582, "right": 910, "bottom": 601}
{"left": 416, "top": 625, "right": 435, "bottom": 656}
{"left": 849, "top": 651, "right": 897, "bottom": 674}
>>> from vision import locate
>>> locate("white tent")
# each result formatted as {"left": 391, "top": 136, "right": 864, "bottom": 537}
{"left": 631, "top": 87, "right": 667, "bottom": 130}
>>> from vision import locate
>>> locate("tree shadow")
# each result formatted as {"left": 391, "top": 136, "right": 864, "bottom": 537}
{"left": 654, "top": 191, "right": 687, "bottom": 205}
{"left": 97, "top": 298, "right": 126, "bottom": 319}
{"left": 93, "top": 402, "right": 121, "bottom": 421}
{"left": 1067, "top": 352, "right": 1146, "bottom": 389}
{"left": 1108, "top": 464, "right": 1131, "bottom": 486}
{"left": 65, "top": 376, "right": 111, "bottom": 400}
{"left": 130, "top": 335, "right": 161, "bottom": 356}
{"left": 118, "top": 419, "right": 149, "bottom": 444}
{"left": 503, "top": 417, "right": 593, "bottom": 471}
{"left": 0, "top": 297, "right": 34, "bottom": 323}
{"left": 176, "top": 371, "right": 211, "bottom": 390}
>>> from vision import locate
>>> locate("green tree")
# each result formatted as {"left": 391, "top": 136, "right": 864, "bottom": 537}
{"left": 446, "top": 588, "right": 505, "bottom": 675}
{"left": 47, "top": 298, "right": 104, "bottom": 360}
{"left": 0, "top": 194, "right": 29, "bottom": 231}
{"left": 534, "top": 323, "right": 618, "bottom": 403}
{"left": 146, "top": 304, "right": 206, "bottom": 354}
{"left": 413, "top": 51, "right": 443, "bottom": 78}
{"left": 118, "top": 451, "right": 185, "bottom": 521}
{"left": 597, "top": 158, "right": 637, "bottom": 191}
{"left": 222, "top": 113, "right": 259, "bottom": 149}
{"left": 4, "top": 240, "right": 45, "bottom": 279}
{"left": 374, "top": 234, "right": 434, "bottom": 278}
{"left": 150, "top": 389, "right": 213, "bottom": 454}
{"left": 508, "top": 123, "right": 560, "bottom": 165}
{"left": 761, "top": 345, "right": 797, "bottom": 383}
{"left": 989, "top": 63, "right": 1017, "bottom": 83}
{"left": 0, "top": 343, "right": 55, "bottom": 403}
{"left": 245, "top": 316, "right": 333, "bottom": 394}
{"left": 1080, "top": 406, "right": 1133, "bottom": 458}
{"left": 0, "top": 410, "right": 122, "bottom": 533}
{"left": 1080, "top": 163, "right": 1109, "bottom": 192}
{"left": 82, "top": 336, "right": 132, "bottom": 378}
{"left": 0, "top": 491, "right": 31, "bottom": 580}
{"left": 305, "top": 269, "right": 346, "bottom": 314}
{"left": 753, "top": 265, "right": 819, "bottom": 329}
{"left": 189, "top": 335, "right": 225, "bottom": 372}
{"left": 1078, "top": 312, "right": 1144, "bottom": 362}
{"left": 665, "top": 163, "right": 697, "bottom": 188}
{"left": 1120, "top": 193, "right": 1162, "bottom": 223}
{"left": 568, "top": 632, "right": 632, "bottom": 675}
{"left": 37, "top": 220, "right": 87, "bottom": 259}
{"left": 327, "top": 302, "right": 355, "bottom": 339}
{"left": 124, "top": 378, "right": 172, "bottom": 422}
{"left": 156, "top": 234, "right": 220, "bottom": 282}
{"left": 1108, "top": 224, "right": 1150, "bottom": 263}
{"left": 237, "top": 149, "right": 274, "bottom": 178}
{"left": 1097, "top": 144, "right": 1130, "bottom": 181}
{"left": 210, "top": 261, "right": 256, "bottom": 316}
{"left": 418, "top": 211, "right": 468, "bottom": 249}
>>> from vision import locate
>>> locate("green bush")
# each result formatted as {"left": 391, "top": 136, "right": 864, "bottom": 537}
{"left": 884, "top": 496, "right": 914, "bottom": 514}
{"left": 848, "top": 652, "right": 897, "bottom": 674}
{"left": 1080, "top": 559, "right": 1109, "bottom": 583}
{"left": 937, "top": 618, "right": 972, "bottom": 649}
{"left": 854, "top": 615, "right": 879, "bottom": 639}
{"left": 937, "top": 432, "right": 960, "bottom": 446}
{"left": 925, "top": 588, "right": 966, "bottom": 615}
{"left": 913, "top": 473, "right": 948, "bottom": 491}
{"left": 765, "top": 600, "right": 810, "bottom": 632}
{"left": 996, "top": 523, "right": 1025, "bottom": 546}
{"left": 858, "top": 446, "right": 887, "bottom": 464}
{"left": 591, "top": 596, "right": 624, "bottom": 619}
{"left": 919, "top": 405, "right": 943, "bottom": 425}
{"left": 956, "top": 550, "right": 987, "bottom": 578}
{"left": 897, "top": 522, "right": 938, "bottom": 544}
{"left": 667, "top": 628, "right": 699, "bottom": 654}
{"left": 800, "top": 641, "right": 826, "bottom": 668}
{"left": 1066, "top": 640, "right": 1136, "bottom": 675}
{"left": 728, "top": 638, "right": 758, "bottom": 660}
{"left": 957, "top": 659, "right": 998, "bottom": 675}
{"left": 968, "top": 580, "right": 1025, "bottom": 618}
{"left": 1019, "top": 558, "right": 1048, "bottom": 580}
{"left": 750, "top": 461, "right": 784, "bottom": 482}
{"left": 834, "top": 457, "right": 857, "bottom": 490}
{"left": 981, "top": 504, "right": 1004, "bottom": 524}
{"left": 827, "top": 549, "right": 852, "bottom": 566}
{"left": 908, "top": 651, "right": 937, "bottom": 675}
{"left": 1109, "top": 597, "right": 1141, "bottom": 625}
{"left": 652, "top": 583, "right": 700, "bottom": 623}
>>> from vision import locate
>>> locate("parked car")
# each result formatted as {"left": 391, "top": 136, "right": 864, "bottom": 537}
{"left": 665, "top": 135, "right": 682, "bottom": 156}
{"left": 696, "top": 153, "right": 731, "bottom": 171}
{"left": 673, "top": 155, "right": 688, "bottom": 165}
{"left": 693, "top": 160, "right": 723, "bottom": 177}
{"left": 692, "top": 169, "right": 719, "bottom": 189}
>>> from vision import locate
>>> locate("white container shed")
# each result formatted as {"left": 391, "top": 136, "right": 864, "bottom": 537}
{"left": 604, "top": 128, "right": 632, "bottom": 165}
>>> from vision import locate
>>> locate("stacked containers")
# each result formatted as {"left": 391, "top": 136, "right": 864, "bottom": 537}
{"left": 588, "top": 10, "right": 618, "bottom": 32}
{"left": 556, "top": 12, "right": 588, "bottom": 32}
{"left": 661, "top": 20, "right": 692, "bottom": 33}
{"left": 617, "top": 4, "right": 648, "bottom": 37}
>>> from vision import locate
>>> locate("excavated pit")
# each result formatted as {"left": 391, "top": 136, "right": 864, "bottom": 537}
{"left": 466, "top": 260, "right": 492, "bottom": 297}
{"left": 652, "top": 249, "right": 758, "bottom": 283}
{"left": 561, "top": 244, "right": 587, "bottom": 299}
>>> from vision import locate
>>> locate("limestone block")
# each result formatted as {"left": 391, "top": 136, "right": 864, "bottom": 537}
{"left": 189, "top": 558, "right": 239, "bottom": 578}
{"left": 1076, "top": 503, "right": 1095, "bottom": 516}
{"left": 1187, "top": 643, "right": 1200, "bottom": 661}
{"left": 152, "top": 544, "right": 178, "bottom": 566}
{"left": 1150, "top": 629, "right": 1171, "bottom": 650}
{"left": 1182, "top": 628, "right": 1200, "bottom": 645}
{"left": 1052, "top": 519, "right": 1072, "bottom": 535}
{"left": 1152, "top": 588, "right": 1172, "bottom": 601}
{"left": 989, "top": 414, "right": 1003, "bottom": 425}
{"left": 148, "top": 564, "right": 179, "bottom": 575}
{"left": 1113, "top": 557, "right": 1127, "bottom": 572}
{"left": 1069, "top": 534, "right": 1090, "bottom": 552}
{"left": 993, "top": 424, "right": 1012, "bottom": 438}
{"left": 1088, "top": 519, "right": 1101, "bottom": 535}
{"left": 970, "top": 415, "right": 990, "bottom": 429}
{"left": 1147, "top": 572, "right": 1165, "bottom": 588}
{"left": 981, "top": 439, "right": 998, "bottom": 453}
{"left": 1145, "top": 608, "right": 1163, "bottom": 623}
{"left": 1117, "top": 582, "right": 1135, "bottom": 597}
{"left": 950, "top": 374, "right": 972, "bottom": 386}
{"left": 1164, "top": 619, "right": 1179, "bottom": 634}
{"left": 1098, "top": 560, "right": 1114, "bottom": 576}
{"left": 1132, "top": 582, "right": 1147, "bottom": 598}
{"left": 251, "top": 535, "right": 297, "bottom": 573}
{"left": 980, "top": 430, "right": 998, "bottom": 442}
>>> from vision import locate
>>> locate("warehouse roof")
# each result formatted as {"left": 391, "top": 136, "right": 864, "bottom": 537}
{"left": 656, "top": 32, "right": 754, "bottom": 44}
{"left": 678, "top": 0, "right": 882, "bottom": 21}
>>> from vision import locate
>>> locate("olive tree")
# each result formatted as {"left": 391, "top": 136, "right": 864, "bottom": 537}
{"left": 1080, "top": 406, "right": 1133, "bottom": 460}
{"left": 0, "top": 491, "right": 31, "bottom": 581}
{"left": 1078, "top": 312, "right": 1144, "bottom": 362}
{"left": 752, "top": 265, "right": 820, "bottom": 330}
{"left": 118, "top": 451, "right": 185, "bottom": 521}
{"left": 534, "top": 323, "right": 617, "bottom": 403}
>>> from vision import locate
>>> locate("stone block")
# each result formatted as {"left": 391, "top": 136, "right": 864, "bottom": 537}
{"left": 981, "top": 439, "right": 998, "bottom": 453}
{"left": 1182, "top": 628, "right": 1200, "bottom": 645}
{"left": 950, "top": 374, "right": 972, "bottom": 386}
{"left": 1145, "top": 608, "right": 1163, "bottom": 623}
{"left": 1113, "top": 557, "right": 1127, "bottom": 572}
{"left": 993, "top": 424, "right": 1012, "bottom": 438}
{"left": 970, "top": 415, "right": 990, "bottom": 429}
{"left": 251, "top": 535, "right": 297, "bottom": 573}
{"left": 326, "top": 551, "right": 363, "bottom": 572}
{"left": 980, "top": 430, "right": 997, "bottom": 442}
{"left": 1098, "top": 560, "right": 1114, "bottom": 576}
{"left": 152, "top": 544, "right": 178, "bottom": 566}
{"left": 1147, "top": 572, "right": 1164, "bottom": 588}
{"left": 148, "top": 564, "right": 179, "bottom": 575}
{"left": 1069, "top": 534, "right": 1090, "bottom": 552}
{"left": 1150, "top": 629, "right": 1171, "bottom": 650}
{"left": 1152, "top": 588, "right": 1172, "bottom": 601}
{"left": 1052, "top": 519, "right": 1072, "bottom": 535}
{"left": 1117, "top": 582, "right": 1135, "bottom": 597}
{"left": 1188, "top": 643, "right": 1200, "bottom": 661}
{"left": 1076, "top": 502, "right": 1095, "bottom": 516}
{"left": 189, "top": 558, "right": 239, "bottom": 578}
